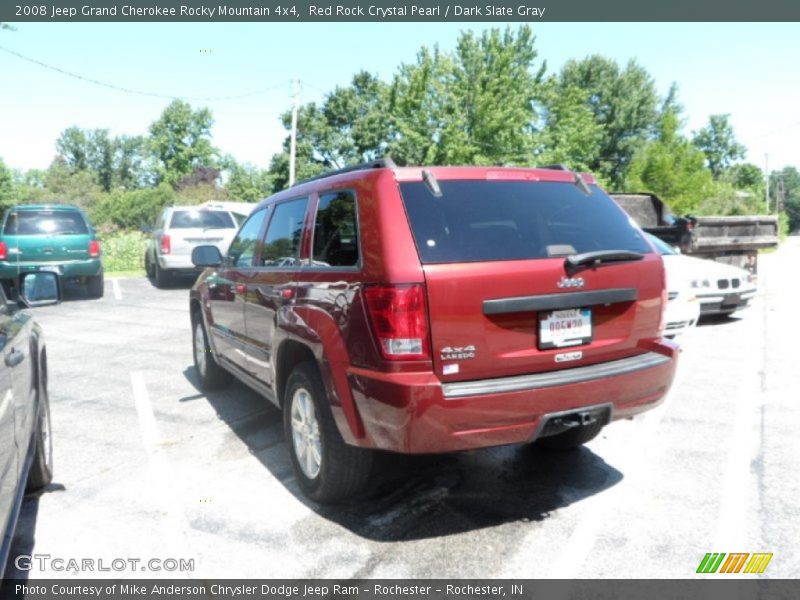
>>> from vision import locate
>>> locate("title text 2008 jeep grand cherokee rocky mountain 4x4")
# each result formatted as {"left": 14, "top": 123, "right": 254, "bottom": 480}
{"left": 189, "top": 160, "right": 679, "bottom": 503}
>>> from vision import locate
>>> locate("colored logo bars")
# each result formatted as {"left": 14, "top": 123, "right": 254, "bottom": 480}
{"left": 696, "top": 553, "right": 773, "bottom": 574}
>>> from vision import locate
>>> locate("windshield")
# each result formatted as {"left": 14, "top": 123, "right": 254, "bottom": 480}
{"left": 169, "top": 209, "right": 235, "bottom": 229}
{"left": 399, "top": 180, "right": 651, "bottom": 264}
{"left": 3, "top": 210, "right": 89, "bottom": 235}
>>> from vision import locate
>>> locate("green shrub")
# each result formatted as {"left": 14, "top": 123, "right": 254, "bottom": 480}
{"left": 100, "top": 231, "right": 147, "bottom": 273}
{"left": 89, "top": 183, "right": 176, "bottom": 231}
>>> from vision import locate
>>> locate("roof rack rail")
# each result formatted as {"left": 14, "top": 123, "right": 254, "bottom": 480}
{"left": 293, "top": 158, "right": 397, "bottom": 187}
{"left": 538, "top": 164, "right": 570, "bottom": 171}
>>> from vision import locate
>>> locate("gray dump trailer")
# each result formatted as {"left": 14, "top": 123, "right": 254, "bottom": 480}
{"left": 611, "top": 192, "right": 779, "bottom": 274}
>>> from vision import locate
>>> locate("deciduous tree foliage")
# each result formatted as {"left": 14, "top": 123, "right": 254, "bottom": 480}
{"left": 533, "top": 79, "right": 603, "bottom": 175}
{"left": 149, "top": 100, "right": 218, "bottom": 188}
{"left": 223, "top": 158, "right": 273, "bottom": 203}
{"left": 625, "top": 110, "right": 714, "bottom": 215}
{"left": 558, "top": 55, "right": 660, "bottom": 187}
{"left": 692, "top": 114, "right": 746, "bottom": 179}
{"left": 55, "top": 127, "right": 149, "bottom": 192}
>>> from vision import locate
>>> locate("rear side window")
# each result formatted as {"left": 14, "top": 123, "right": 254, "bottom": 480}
{"left": 4, "top": 210, "right": 88, "bottom": 236}
{"left": 169, "top": 210, "right": 234, "bottom": 229}
{"left": 399, "top": 180, "right": 651, "bottom": 263}
{"left": 312, "top": 191, "right": 359, "bottom": 268}
{"left": 263, "top": 198, "right": 308, "bottom": 266}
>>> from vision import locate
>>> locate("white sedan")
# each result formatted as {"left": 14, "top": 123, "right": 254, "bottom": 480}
{"left": 646, "top": 234, "right": 701, "bottom": 336}
{"left": 647, "top": 233, "right": 756, "bottom": 319}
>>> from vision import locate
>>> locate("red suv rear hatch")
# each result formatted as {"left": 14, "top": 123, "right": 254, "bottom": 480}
{"left": 397, "top": 171, "right": 663, "bottom": 383}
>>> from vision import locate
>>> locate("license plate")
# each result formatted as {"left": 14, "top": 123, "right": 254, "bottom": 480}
{"left": 39, "top": 266, "right": 61, "bottom": 274}
{"left": 721, "top": 293, "right": 741, "bottom": 307}
{"left": 539, "top": 308, "right": 592, "bottom": 349}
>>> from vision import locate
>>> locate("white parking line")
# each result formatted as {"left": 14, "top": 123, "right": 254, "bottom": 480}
{"left": 552, "top": 407, "right": 667, "bottom": 578}
{"left": 112, "top": 278, "right": 122, "bottom": 300}
{"left": 130, "top": 372, "right": 190, "bottom": 577}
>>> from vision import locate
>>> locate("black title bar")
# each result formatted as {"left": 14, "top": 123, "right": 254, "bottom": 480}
{"left": 3, "top": 0, "right": 800, "bottom": 22}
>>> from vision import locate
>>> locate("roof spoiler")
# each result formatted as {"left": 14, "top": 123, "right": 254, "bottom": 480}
{"left": 293, "top": 158, "right": 397, "bottom": 187}
{"left": 538, "top": 163, "right": 592, "bottom": 196}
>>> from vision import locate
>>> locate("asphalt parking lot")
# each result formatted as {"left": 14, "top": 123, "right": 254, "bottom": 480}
{"left": 5, "top": 237, "right": 800, "bottom": 579}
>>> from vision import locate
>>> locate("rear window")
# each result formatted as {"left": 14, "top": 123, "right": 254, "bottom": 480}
{"left": 4, "top": 210, "right": 88, "bottom": 236}
{"left": 169, "top": 210, "right": 234, "bottom": 229}
{"left": 399, "top": 180, "right": 651, "bottom": 263}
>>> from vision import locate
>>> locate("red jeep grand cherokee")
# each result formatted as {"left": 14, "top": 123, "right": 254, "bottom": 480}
{"left": 189, "top": 160, "right": 678, "bottom": 502}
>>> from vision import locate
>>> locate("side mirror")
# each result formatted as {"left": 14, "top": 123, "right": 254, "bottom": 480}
{"left": 192, "top": 245, "right": 223, "bottom": 268}
{"left": 140, "top": 224, "right": 153, "bottom": 234}
{"left": 21, "top": 272, "right": 61, "bottom": 307}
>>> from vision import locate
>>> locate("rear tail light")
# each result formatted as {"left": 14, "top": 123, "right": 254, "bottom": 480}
{"left": 363, "top": 284, "right": 430, "bottom": 361}
{"left": 88, "top": 240, "right": 100, "bottom": 258}
{"left": 0, "top": 242, "right": 6, "bottom": 261}
{"left": 160, "top": 234, "right": 171, "bottom": 255}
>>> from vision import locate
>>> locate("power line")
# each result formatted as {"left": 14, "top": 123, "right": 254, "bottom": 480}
{"left": 0, "top": 44, "right": 287, "bottom": 102}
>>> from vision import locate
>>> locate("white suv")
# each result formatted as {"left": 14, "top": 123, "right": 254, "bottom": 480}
{"left": 145, "top": 205, "right": 246, "bottom": 288}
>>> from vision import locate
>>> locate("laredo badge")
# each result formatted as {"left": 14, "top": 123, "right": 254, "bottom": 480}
{"left": 440, "top": 345, "right": 476, "bottom": 361}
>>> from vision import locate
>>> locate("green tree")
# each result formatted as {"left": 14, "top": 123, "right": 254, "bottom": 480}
{"left": 769, "top": 166, "right": 800, "bottom": 231}
{"left": 534, "top": 80, "right": 603, "bottom": 174}
{"left": 724, "top": 162, "right": 764, "bottom": 190}
{"left": 42, "top": 159, "right": 105, "bottom": 209}
{"left": 558, "top": 55, "right": 660, "bottom": 186}
{"left": 692, "top": 114, "right": 746, "bottom": 179}
{"left": 89, "top": 183, "right": 176, "bottom": 230}
{"left": 386, "top": 46, "right": 456, "bottom": 165}
{"left": 625, "top": 110, "right": 714, "bottom": 214}
{"left": 149, "top": 100, "right": 218, "bottom": 188}
{"left": 224, "top": 159, "right": 273, "bottom": 202}
{"left": 56, "top": 127, "right": 149, "bottom": 191}
{"left": 56, "top": 127, "right": 90, "bottom": 172}
{"left": 388, "top": 26, "right": 544, "bottom": 166}
{"left": 0, "top": 158, "right": 14, "bottom": 210}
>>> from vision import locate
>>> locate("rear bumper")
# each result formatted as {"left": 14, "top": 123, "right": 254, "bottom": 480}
{"left": 346, "top": 339, "right": 679, "bottom": 453}
{"left": 158, "top": 254, "right": 202, "bottom": 272}
{"left": 0, "top": 259, "right": 102, "bottom": 279}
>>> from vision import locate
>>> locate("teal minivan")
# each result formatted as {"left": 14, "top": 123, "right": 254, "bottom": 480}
{"left": 0, "top": 204, "right": 104, "bottom": 298}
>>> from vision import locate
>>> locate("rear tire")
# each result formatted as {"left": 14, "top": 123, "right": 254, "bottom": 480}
{"left": 27, "top": 367, "right": 53, "bottom": 492}
{"left": 154, "top": 260, "right": 170, "bottom": 289}
{"left": 87, "top": 273, "right": 104, "bottom": 298}
{"left": 192, "top": 317, "right": 232, "bottom": 390}
{"left": 145, "top": 253, "right": 154, "bottom": 278}
{"left": 536, "top": 421, "right": 604, "bottom": 451}
{"left": 283, "top": 362, "right": 372, "bottom": 503}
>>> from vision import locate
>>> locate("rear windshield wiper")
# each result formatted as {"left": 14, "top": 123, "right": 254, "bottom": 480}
{"left": 565, "top": 250, "right": 645, "bottom": 270}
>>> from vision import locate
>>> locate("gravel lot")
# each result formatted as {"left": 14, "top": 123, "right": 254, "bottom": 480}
{"left": 5, "top": 237, "right": 799, "bottom": 579}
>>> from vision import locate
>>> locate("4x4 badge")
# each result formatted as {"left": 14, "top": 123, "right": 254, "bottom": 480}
{"left": 557, "top": 276, "right": 585, "bottom": 288}
{"left": 440, "top": 345, "right": 476, "bottom": 361}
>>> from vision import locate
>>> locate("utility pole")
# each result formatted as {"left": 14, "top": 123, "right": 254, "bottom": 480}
{"left": 288, "top": 79, "right": 300, "bottom": 187}
{"left": 764, "top": 153, "right": 769, "bottom": 213}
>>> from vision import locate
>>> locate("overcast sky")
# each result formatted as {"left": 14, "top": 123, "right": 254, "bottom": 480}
{"left": 1, "top": 22, "right": 798, "bottom": 173}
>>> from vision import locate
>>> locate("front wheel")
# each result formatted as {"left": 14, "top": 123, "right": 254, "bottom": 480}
{"left": 283, "top": 362, "right": 372, "bottom": 503}
{"left": 27, "top": 372, "right": 54, "bottom": 491}
{"left": 192, "top": 318, "right": 231, "bottom": 390}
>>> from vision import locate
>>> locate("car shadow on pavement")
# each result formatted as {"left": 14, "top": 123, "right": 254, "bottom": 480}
{"left": 144, "top": 274, "right": 197, "bottom": 290}
{"left": 184, "top": 367, "right": 623, "bottom": 542}
{"left": 697, "top": 313, "right": 743, "bottom": 327}
{"left": 2, "top": 483, "right": 66, "bottom": 582}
